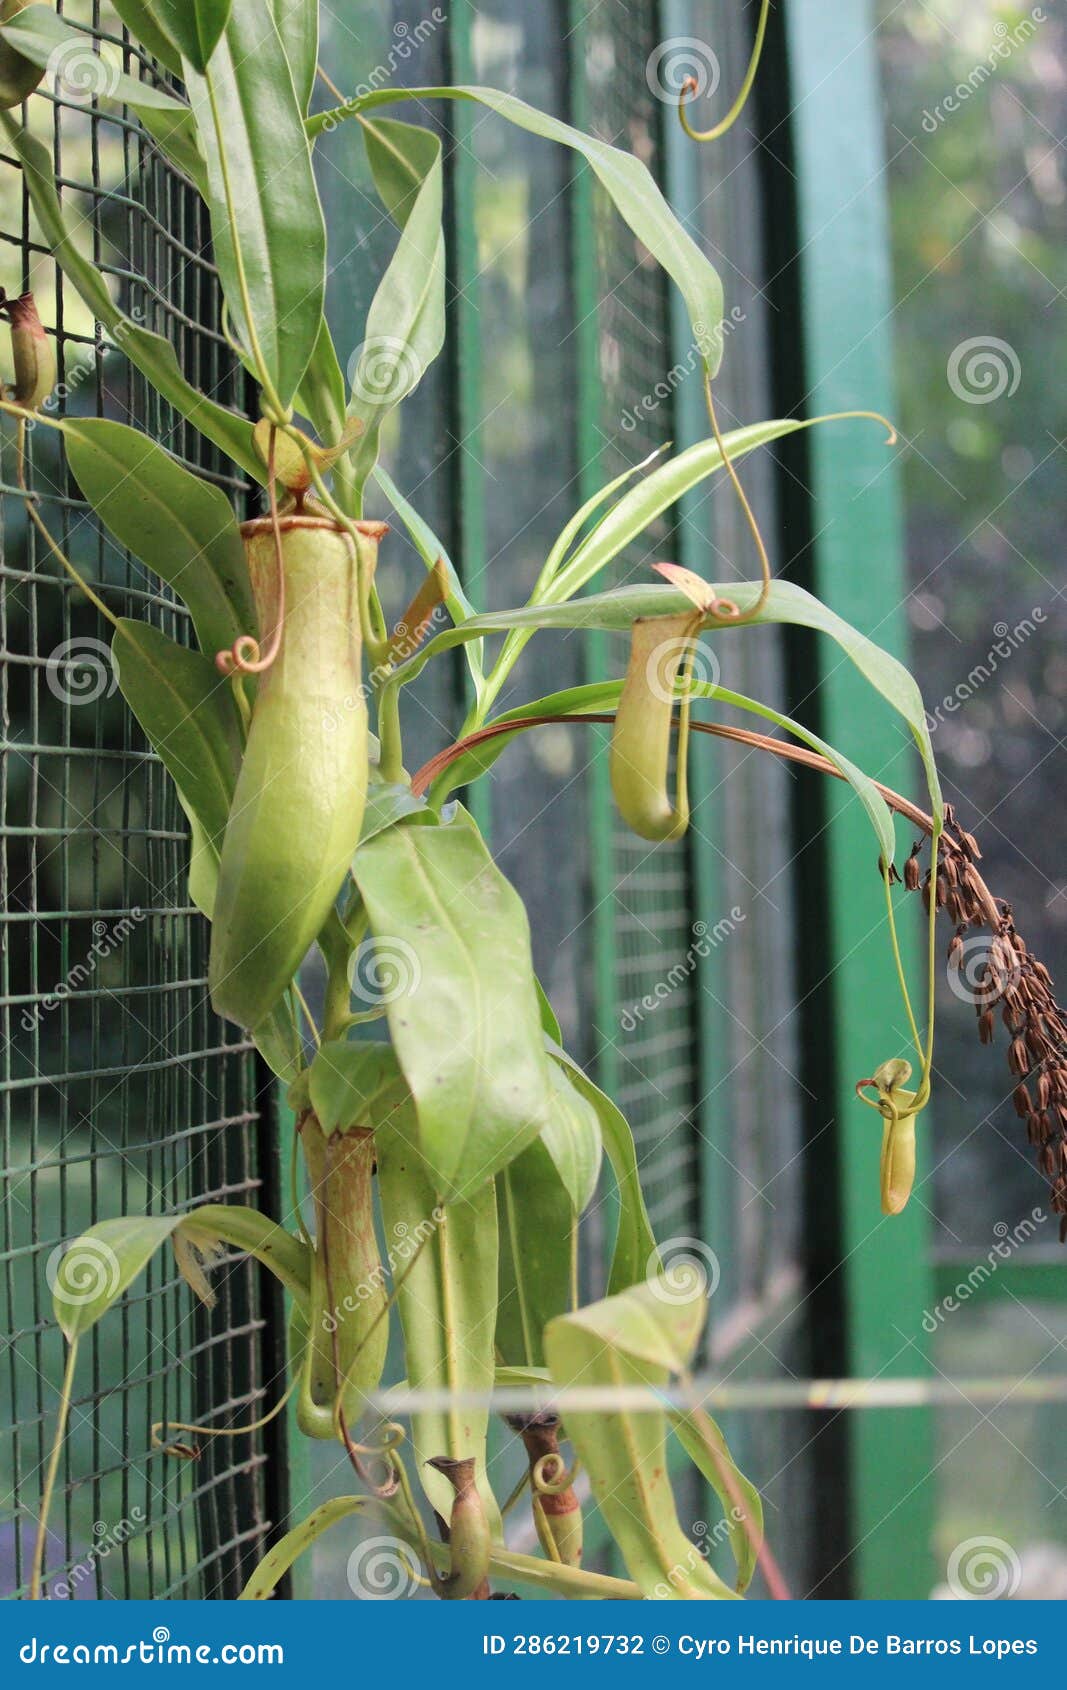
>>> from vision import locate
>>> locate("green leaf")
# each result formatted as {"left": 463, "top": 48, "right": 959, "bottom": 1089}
{"left": 295, "top": 316, "right": 346, "bottom": 442}
{"left": 534, "top": 977, "right": 562, "bottom": 1044}
{"left": 184, "top": 0, "right": 326, "bottom": 410}
{"left": 153, "top": 0, "right": 232, "bottom": 73}
{"left": 307, "top": 1039, "right": 399, "bottom": 1135}
{"left": 50, "top": 1206, "right": 310, "bottom": 1341}
{"left": 545, "top": 1280, "right": 739, "bottom": 1600}
{"left": 272, "top": 0, "right": 317, "bottom": 114}
{"left": 65, "top": 419, "right": 256, "bottom": 661}
{"left": 541, "top": 1063, "right": 602, "bottom": 1214}
{"left": 109, "top": 1, "right": 182, "bottom": 72}
{"left": 311, "top": 84, "right": 724, "bottom": 376}
{"left": 497, "top": 1140, "right": 574, "bottom": 1370}
{"left": 405, "top": 578, "right": 941, "bottom": 820}
{"left": 0, "top": 117, "right": 260, "bottom": 479}
{"left": 111, "top": 620, "right": 240, "bottom": 871}
{"left": 438, "top": 677, "right": 897, "bottom": 870}
{"left": 351, "top": 810, "right": 553, "bottom": 1202}
{"left": 376, "top": 1096, "right": 502, "bottom": 1534}
{"left": 347, "top": 120, "right": 445, "bottom": 494}
{"left": 0, "top": 8, "right": 189, "bottom": 113}
{"left": 240, "top": 1497, "right": 373, "bottom": 1600}
{"left": 136, "top": 104, "right": 207, "bottom": 195}
{"left": 359, "top": 778, "right": 434, "bottom": 845}
{"left": 373, "top": 464, "right": 484, "bottom": 693}
{"left": 670, "top": 1409, "right": 763, "bottom": 1594}
{"left": 549, "top": 1041, "right": 659, "bottom": 1295}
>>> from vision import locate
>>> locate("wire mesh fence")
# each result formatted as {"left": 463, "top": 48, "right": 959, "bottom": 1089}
{"left": 0, "top": 2, "right": 281, "bottom": 1600}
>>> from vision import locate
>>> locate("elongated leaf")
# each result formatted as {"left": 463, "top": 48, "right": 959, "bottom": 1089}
{"left": 541, "top": 1063, "right": 602, "bottom": 1214}
{"left": 497, "top": 1140, "right": 574, "bottom": 1369}
{"left": 109, "top": 0, "right": 182, "bottom": 72}
{"left": 1, "top": 8, "right": 188, "bottom": 111}
{"left": 0, "top": 117, "right": 260, "bottom": 478}
{"left": 545, "top": 1280, "right": 739, "bottom": 1600}
{"left": 405, "top": 578, "right": 941, "bottom": 816}
{"left": 51, "top": 1206, "right": 310, "bottom": 1341}
{"left": 311, "top": 84, "right": 724, "bottom": 376}
{"left": 272, "top": 0, "right": 317, "bottom": 114}
{"left": 347, "top": 120, "right": 445, "bottom": 494}
{"left": 670, "top": 1409, "right": 763, "bottom": 1594}
{"left": 295, "top": 316, "right": 346, "bottom": 442}
{"left": 549, "top": 1041, "right": 659, "bottom": 1294}
{"left": 153, "top": 0, "right": 231, "bottom": 72}
{"left": 375, "top": 1092, "right": 502, "bottom": 1533}
{"left": 66, "top": 420, "right": 256, "bottom": 660}
{"left": 112, "top": 620, "right": 240, "bottom": 865}
{"left": 240, "top": 1497, "right": 373, "bottom": 1600}
{"left": 437, "top": 678, "right": 897, "bottom": 869}
{"left": 184, "top": 0, "right": 326, "bottom": 409}
{"left": 351, "top": 810, "right": 553, "bottom": 1201}
{"left": 535, "top": 978, "right": 562, "bottom": 1044}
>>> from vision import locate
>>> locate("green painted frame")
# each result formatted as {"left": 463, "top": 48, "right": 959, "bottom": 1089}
{"left": 781, "top": 0, "right": 935, "bottom": 1598}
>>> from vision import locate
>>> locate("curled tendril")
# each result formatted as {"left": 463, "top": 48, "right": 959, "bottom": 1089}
{"left": 678, "top": 0, "right": 772, "bottom": 146}
{"left": 215, "top": 424, "right": 287, "bottom": 676}
{"left": 532, "top": 1451, "right": 580, "bottom": 1497}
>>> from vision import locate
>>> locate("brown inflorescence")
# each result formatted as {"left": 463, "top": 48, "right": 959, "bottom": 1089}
{"left": 908, "top": 805, "right": 1067, "bottom": 1239}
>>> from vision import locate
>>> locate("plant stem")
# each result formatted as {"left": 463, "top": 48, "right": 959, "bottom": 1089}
{"left": 30, "top": 1338, "right": 78, "bottom": 1600}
